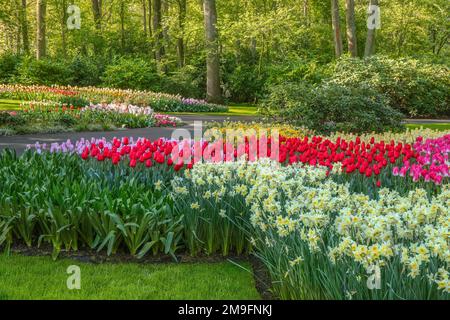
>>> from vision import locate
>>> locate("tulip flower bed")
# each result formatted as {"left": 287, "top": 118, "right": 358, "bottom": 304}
{"left": 0, "top": 130, "right": 448, "bottom": 300}
{"left": 0, "top": 103, "right": 182, "bottom": 135}
{"left": 0, "top": 84, "right": 228, "bottom": 113}
{"left": 32, "top": 132, "right": 448, "bottom": 190}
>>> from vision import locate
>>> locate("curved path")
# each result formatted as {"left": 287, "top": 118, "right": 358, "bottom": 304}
{"left": 0, "top": 115, "right": 258, "bottom": 153}
{"left": 1, "top": 115, "right": 448, "bottom": 154}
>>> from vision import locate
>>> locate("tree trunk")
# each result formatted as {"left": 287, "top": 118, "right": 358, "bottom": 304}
{"left": 153, "top": 0, "right": 164, "bottom": 66}
{"left": 148, "top": 0, "right": 153, "bottom": 37}
{"left": 91, "top": 0, "right": 102, "bottom": 53}
{"left": 120, "top": 0, "right": 126, "bottom": 51}
{"left": 91, "top": 0, "right": 102, "bottom": 30}
{"left": 250, "top": 37, "right": 257, "bottom": 62}
{"left": 345, "top": 0, "right": 358, "bottom": 57}
{"left": 162, "top": 0, "right": 170, "bottom": 45}
{"left": 61, "top": 0, "right": 67, "bottom": 54}
{"left": 364, "top": 0, "right": 378, "bottom": 57}
{"left": 20, "top": 0, "right": 29, "bottom": 54}
{"left": 142, "top": 0, "right": 147, "bottom": 36}
{"left": 203, "top": 0, "right": 222, "bottom": 103}
{"left": 177, "top": 0, "right": 186, "bottom": 68}
{"left": 303, "top": 0, "right": 309, "bottom": 26}
{"left": 36, "top": 0, "right": 47, "bottom": 59}
{"left": 331, "top": 0, "right": 343, "bottom": 58}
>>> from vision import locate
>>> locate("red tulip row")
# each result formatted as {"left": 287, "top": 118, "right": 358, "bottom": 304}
{"left": 281, "top": 136, "right": 417, "bottom": 178}
{"left": 78, "top": 135, "right": 419, "bottom": 180}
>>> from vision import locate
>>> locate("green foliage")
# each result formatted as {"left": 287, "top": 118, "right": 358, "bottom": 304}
{"left": 0, "top": 111, "right": 25, "bottom": 126}
{"left": 13, "top": 57, "right": 72, "bottom": 86}
{"left": 265, "top": 58, "right": 332, "bottom": 88}
{"left": 0, "top": 0, "right": 448, "bottom": 105}
{"left": 261, "top": 82, "right": 404, "bottom": 134}
{"left": 58, "top": 96, "right": 90, "bottom": 108}
{"left": 161, "top": 64, "right": 205, "bottom": 99}
{"left": 101, "top": 57, "right": 161, "bottom": 91}
{"left": 223, "top": 64, "right": 265, "bottom": 103}
{"left": 0, "top": 54, "right": 21, "bottom": 83}
{"left": 68, "top": 56, "right": 103, "bottom": 87}
{"left": 329, "top": 56, "right": 450, "bottom": 118}
{"left": 0, "top": 151, "right": 251, "bottom": 259}
{"left": 0, "top": 151, "right": 182, "bottom": 259}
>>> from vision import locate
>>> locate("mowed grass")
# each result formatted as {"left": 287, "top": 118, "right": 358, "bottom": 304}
{"left": 167, "top": 103, "right": 259, "bottom": 116}
{"left": 227, "top": 104, "right": 259, "bottom": 115}
{"left": 0, "top": 99, "right": 22, "bottom": 111}
{"left": 0, "top": 254, "right": 260, "bottom": 300}
{"left": 406, "top": 123, "right": 450, "bottom": 131}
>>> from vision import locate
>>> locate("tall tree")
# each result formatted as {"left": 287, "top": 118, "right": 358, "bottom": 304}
{"left": 91, "top": 0, "right": 102, "bottom": 31}
{"left": 331, "top": 0, "right": 343, "bottom": 58}
{"left": 36, "top": 0, "right": 47, "bottom": 59}
{"left": 364, "top": 0, "right": 378, "bottom": 57}
{"left": 345, "top": 0, "right": 358, "bottom": 57}
{"left": 162, "top": 0, "right": 170, "bottom": 46}
{"left": 203, "top": 0, "right": 222, "bottom": 103}
{"left": 19, "top": 0, "right": 29, "bottom": 54}
{"left": 59, "top": 0, "right": 68, "bottom": 54}
{"left": 153, "top": 0, "right": 164, "bottom": 67}
{"left": 142, "top": 0, "right": 148, "bottom": 36}
{"left": 303, "top": 0, "right": 309, "bottom": 26}
{"left": 119, "top": 0, "right": 126, "bottom": 51}
{"left": 91, "top": 0, "right": 103, "bottom": 53}
{"left": 148, "top": 0, "right": 153, "bottom": 37}
{"left": 176, "top": 0, "right": 187, "bottom": 68}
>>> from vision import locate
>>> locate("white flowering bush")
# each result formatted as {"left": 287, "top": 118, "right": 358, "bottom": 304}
{"left": 174, "top": 160, "right": 449, "bottom": 300}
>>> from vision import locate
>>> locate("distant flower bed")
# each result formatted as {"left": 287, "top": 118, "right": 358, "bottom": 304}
{"left": 0, "top": 102, "right": 183, "bottom": 135}
{"left": 0, "top": 84, "right": 228, "bottom": 113}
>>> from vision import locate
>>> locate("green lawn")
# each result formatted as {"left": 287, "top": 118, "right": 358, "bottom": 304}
{"left": 0, "top": 254, "right": 260, "bottom": 300}
{"left": 0, "top": 99, "right": 22, "bottom": 111}
{"left": 405, "top": 123, "right": 450, "bottom": 131}
{"left": 167, "top": 103, "right": 259, "bottom": 116}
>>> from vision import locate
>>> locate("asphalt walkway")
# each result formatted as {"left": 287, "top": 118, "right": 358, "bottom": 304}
{"left": 0, "top": 115, "right": 257, "bottom": 153}
{"left": 1, "top": 115, "right": 448, "bottom": 154}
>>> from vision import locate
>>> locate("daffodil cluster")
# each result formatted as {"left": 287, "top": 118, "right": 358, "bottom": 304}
{"left": 174, "top": 160, "right": 449, "bottom": 300}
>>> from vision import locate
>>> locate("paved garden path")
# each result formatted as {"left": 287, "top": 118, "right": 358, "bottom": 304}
{"left": 0, "top": 115, "right": 258, "bottom": 154}
{"left": 1, "top": 115, "right": 449, "bottom": 154}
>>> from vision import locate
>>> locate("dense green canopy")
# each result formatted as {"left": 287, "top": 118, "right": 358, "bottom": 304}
{"left": 0, "top": 0, "right": 448, "bottom": 102}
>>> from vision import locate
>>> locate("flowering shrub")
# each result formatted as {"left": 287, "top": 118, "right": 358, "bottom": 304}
{"left": 329, "top": 56, "right": 450, "bottom": 118}
{"left": 261, "top": 82, "right": 405, "bottom": 134}
{"left": 0, "top": 84, "right": 228, "bottom": 113}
